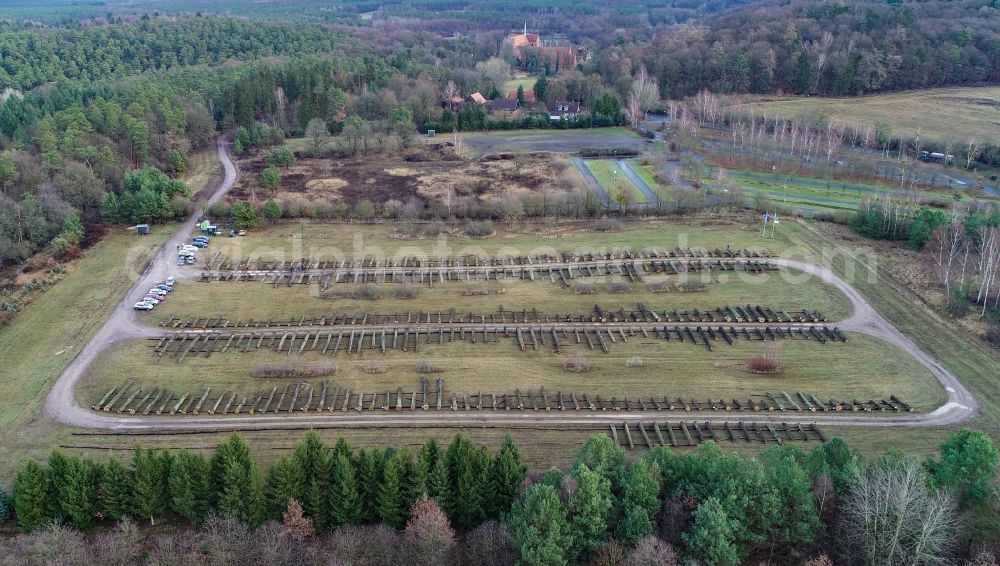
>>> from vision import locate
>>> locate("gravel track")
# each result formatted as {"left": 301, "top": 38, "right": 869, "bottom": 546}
{"left": 43, "top": 139, "right": 977, "bottom": 433}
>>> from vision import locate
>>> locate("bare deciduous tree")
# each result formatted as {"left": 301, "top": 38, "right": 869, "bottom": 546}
{"left": 838, "top": 458, "right": 958, "bottom": 566}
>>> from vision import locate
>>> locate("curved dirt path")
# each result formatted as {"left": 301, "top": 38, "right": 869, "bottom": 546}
{"left": 44, "top": 141, "right": 977, "bottom": 432}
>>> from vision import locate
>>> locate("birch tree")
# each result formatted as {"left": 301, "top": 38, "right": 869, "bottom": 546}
{"left": 838, "top": 457, "right": 958, "bottom": 566}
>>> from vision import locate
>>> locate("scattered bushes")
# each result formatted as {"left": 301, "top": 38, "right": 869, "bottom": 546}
{"left": 415, "top": 360, "right": 444, "bottom": 373}
{"left": 423, "top": 223, "right": 442, "bottom": 236}
{"left": 607, "top": 280, "right": 632, "bottom": 294}
{"left": 464, "top": 220, "right": 494, "bottom": 239}
{"left": 626, "top": 357, "right": 645, "bottom": 368}
{"left": 352, "top": 284, "right": 383, "bottom": 300}
{"left": 591, "top": 218, "right": 623, "bottom": 232}
{"left": 361, "top": 362, "right": 388, "bottom": 374}
{"left": 251, "top": 362, "right": 339, "bottom": 378}
{"left": 563, "top": 356, "right": 594, "bottom": 373}
{"left": 392, "top": 285, "right": 419, "bottom": 299}
{"left": 574, "top": 282, "right": 596, "bottom": 294}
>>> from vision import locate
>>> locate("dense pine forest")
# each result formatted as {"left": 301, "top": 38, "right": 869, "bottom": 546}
{"left": 0, "top": 431, "right": 998, "bottom": 565}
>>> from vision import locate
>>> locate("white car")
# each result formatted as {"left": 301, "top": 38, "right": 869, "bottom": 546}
{"left": 148, "top": 288, "right": 167, "bottom": 296}
{"left": 165, "top": 276, "right": 176, "bottom": 286}
{"left": 134, "top": 302, "right": 155, "bottom": 310}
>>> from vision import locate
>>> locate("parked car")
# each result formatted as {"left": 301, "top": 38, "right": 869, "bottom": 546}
{"left": 177, "top": 257, "right": 187, "bottom": 266}
{"left": 185, "top": 256, "right": 197, "bottom": 264}
{"left": 192, "top": 241, "right": 207, "bottom": 248}
{"left": 229, "top": 229, "right": 236, "bottom": 237}
{"left": 238, "top": 230, "right": 246, "bottom": 236}
{"left": 193, "top": 236, "right": 209, "bottom": 243}
{"left": 140, "top": 296, "right": 160, "bottom": 305}
{"left": 165, "top": 276, "right": 176, "bottom": 286}
{"left": 148, "top": 288, "right": 167, "bottom": 296}
{"left": 134, "top": 302, "right": 155, "bottom": 310}
{"left": 155, "top": 284, "right": 172, "bottom": 292}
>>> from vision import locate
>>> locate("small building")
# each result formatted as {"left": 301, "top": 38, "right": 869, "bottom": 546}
{"left": 136, "top": 224, "right": 150, "bottom": 235}
{"left": 487, "top": 98, "right": 520, "bottom": 117}
{"left": 548, "top": 101, "right": 581, "bottom": 120}
{"left": 469, "top": 92, "right": 488, "bottom": 105}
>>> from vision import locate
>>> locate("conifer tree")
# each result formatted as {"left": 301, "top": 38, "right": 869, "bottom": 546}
{"left": 265, "top": 456, "right": 301, "bottom": 519}
{"left": 217, "top": 453, "right": 264, "bottom": 525}
{"left": 46, "top": 449, "right": 72, "bottom": 520}
{"left": 209, "top": 434, "right": 254, "bottom": 505}
{"left": 329, "top": 453, "right": 361, "bottom": 527}
{"left": 617, "top": 503, "right": 654, "bottom": 546}
{"left": 291, "top": 431, "right": 330, "bottom": 532}
{"left": 683, "top": 497, "right": 739, "bottom": 566}
{"left": 132, "top": 447, "right": 167, "bottom": 525}
{"left": 623, "top": 459, "right": 661, "bottom": 519}
{"left": 331, "top": 437, "right": 353, "bottom": 462}
{"left": 509, "top": 484, "right": 573, "bottom": 566}
{"left": 13, "top": 460, "right": 49, "bottom": 532}
{"left": 169, "top": 450, "right": 211, "bottom": 524}
{"left": 100, "top": 457, "right": 132, "bottom": 521}
{"left": 491, "top": 435, "right": 526, "bottom": 518}
{"left": 429, "top": 453, "right": 451, "bottom": 510}
{"left": 568, "top": 464, "right": 613, "bottom": 558}
{"left": 62, "top": 459, "right": 100, "bottom": 529}
{"left": 444, "top": 434, "right": 474, "bottom": 521}
{"left": 356, "top": 448, "right": 384, "bottom": 523}
{"left": 377, "top": 451, "right": 407, "bottom": 528}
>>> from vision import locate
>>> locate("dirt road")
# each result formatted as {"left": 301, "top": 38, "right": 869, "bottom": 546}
{"left": 43, "top": 139, "right": 977, "bottom": 432}
{"left": 44, "top": 138, "right": 237, "bottom": 425}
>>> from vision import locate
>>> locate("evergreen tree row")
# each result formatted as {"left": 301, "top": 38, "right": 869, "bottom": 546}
{"left": 11, "top": 432, "right": 525, "bottom": 534}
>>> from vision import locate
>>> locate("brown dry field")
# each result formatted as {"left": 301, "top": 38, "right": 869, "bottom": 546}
{"left": 228, "top": 143, "right": 573, "bottom": 208}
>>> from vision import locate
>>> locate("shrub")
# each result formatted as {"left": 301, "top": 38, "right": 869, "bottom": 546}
{"left": 464, "top": 220, "right": 494, "bottom": 239}
{"left": 626, "top": 357, "right": 644, "bottom": 368}
{"left": 563, "top": 356, "right": 593, "bottom": 373}
{"left": 392, "top": 285, "right": 419, "bottom": 299}
{"left": 251, "top": 362, "right": 339, "bottom": 378}
{"left": 986, "top": 322, "right": 1000, "bottom": 348}
{"left": 352, "top": 284, "right": 383, "bottom": 300}
{"left": 422, "top": 223, "right": 442, "bottom": 236}
{"left": 745, "top": 357, "right": 778, "bottom": 374}
{"left": 607, "top": 280, "right": 632, "bottom": 294}
{"left": 362, "top": 362, "right": 388, "bottom": 375}
{"left": 415, "top": 361, "right": 444, "bottom": 373}
{"left": 574, "top": 282, "right": 595, "bottom": 294}
{"left": 648, "top": 280, "right": 670, "bottom": 293}
{"left": 591, "top": 218, "right": 623, "bottom": 232}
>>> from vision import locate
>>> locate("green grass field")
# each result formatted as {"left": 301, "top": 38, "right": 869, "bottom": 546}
{"left": 80, "top": 331, "right": 943, "bottom": 417}
{"left": 504, "top": 75, "right": 537, "bottom": 94}
{"left": 585, "top": 159, "right": 650, "bottom": 204}
{"left": 745, "top": 87, "right": 1000, "bottom": 142}
{"left": 154, "top": 274, "right": 853, "bottom": 324}
{"left": 710, "top": 169, "right": 968, "bottom": 214}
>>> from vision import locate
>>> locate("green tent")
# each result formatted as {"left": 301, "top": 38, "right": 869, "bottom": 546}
{"left": 200, "top": 220, "right": 211, "bottom": 232}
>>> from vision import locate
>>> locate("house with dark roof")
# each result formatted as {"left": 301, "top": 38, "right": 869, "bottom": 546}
{"left": 487, "top": 98, "right": 520, "bottom": 117}
{"left": 548, "top": 101, "right": 581, "bottom": 120}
